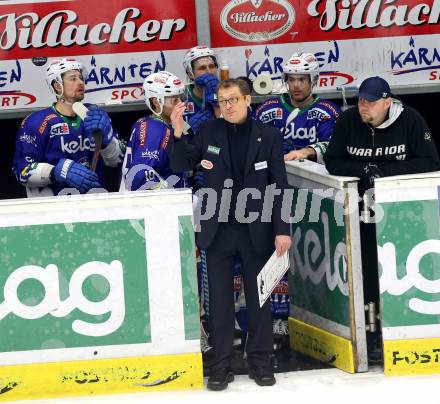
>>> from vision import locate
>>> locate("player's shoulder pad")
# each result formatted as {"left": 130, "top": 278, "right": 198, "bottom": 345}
{"left": 146, "top": 116, "right": 168, "bottom": 131}
{"left": 21, "top": 107, "right": 59, "bottom": 135}
{"left": 134, "top": 117, "right": 147, "bottom": 126}
{"left": 135, "top": 116, "right": 168, "bottom": 146}
{"left": 254, "top": 96, "right": 283, "bottom": 116}
{"left": 316, "top": 99, "right": 341, "bottom": 118}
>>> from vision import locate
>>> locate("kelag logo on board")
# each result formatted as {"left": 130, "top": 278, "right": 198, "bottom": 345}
{"left": 0, "top": 220, "right": 151, "bottom": 353}
{"left": 220, "top": 0, "right": 295, "bottom": 42}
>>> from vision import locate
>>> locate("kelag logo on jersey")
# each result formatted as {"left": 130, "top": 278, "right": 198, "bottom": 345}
{"left": 61, "top": 135, "right": 95, "bottom": 154}
{"left": 260, "top": 107, "right": 283, "bottom": 123}
{"left": 220, "top": 0, "right": 295, "bottom": 42}
{"left": 50, "top": 123, "right": 70, "bottom": 138}
{"left": 284, "top": 124, "right": 317, "bottom": 143}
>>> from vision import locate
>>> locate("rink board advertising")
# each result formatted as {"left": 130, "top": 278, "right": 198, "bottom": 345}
{"left": 286, "top": 161, "right": 367, "bottom": 373}
{"left": 0, "top": 190, "right": 202, "bottom": 401}
{"left": 211, "top": 0, "right": 440, "bottom": 94}
{"left": 1, "top": 0, "right": 440, "bottom": 111}
{"left": 0, "top": 0, "right": 197, "bottom": 110}
{"left": 375, "top": 174, "right": 440, "bottom": 376}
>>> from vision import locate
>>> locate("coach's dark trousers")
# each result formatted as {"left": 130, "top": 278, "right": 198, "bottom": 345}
{"left": 204, "top": 221, "right": 273, "bottom": 371}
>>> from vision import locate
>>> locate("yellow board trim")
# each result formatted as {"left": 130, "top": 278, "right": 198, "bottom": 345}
{"left": 289, "top": 317, "right": 355, "bottom": 373}
{"left": 384, "top": 338, "right": 440, "bottom": 376}
{"left": 0, "top": 353, "right": 203, "bottom": 402}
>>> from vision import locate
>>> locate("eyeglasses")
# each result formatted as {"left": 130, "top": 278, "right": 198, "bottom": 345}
{"left": 218, "top": 96, "right": 244, "bottom": 106}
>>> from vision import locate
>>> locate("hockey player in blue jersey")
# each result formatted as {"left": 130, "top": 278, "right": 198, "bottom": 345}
{"left": 12, "top": 58, "right": 125, "bottom": 197}
{"left": 254, "top": 52, "right": 341, "bottom": 164}
{"left": 253, "top": 53, "right": 340, "bottom": 346}
{"left": 182, "top": 45, "right": 221, "bottom": 134}
{"left": 120, "top": 71, "right": 187, "bottom": 191}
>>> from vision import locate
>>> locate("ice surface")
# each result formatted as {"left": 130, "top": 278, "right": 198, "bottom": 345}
{"left": 8, "top": 366, "right": 440, "bottom": 404}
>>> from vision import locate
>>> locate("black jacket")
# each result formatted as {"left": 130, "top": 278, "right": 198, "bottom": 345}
{"left": 324, "top": 102, "right": 440, "bottom": 177}
{"left": 169, "top": 117, "right": 290, "bottom": 253}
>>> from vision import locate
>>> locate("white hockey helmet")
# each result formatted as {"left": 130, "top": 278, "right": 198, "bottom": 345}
{"left": 143, "top": 71, "right": 185, "bottom": 116}
{"left": 282, "top": 52, "right": 320, "bottom": 87}
{"left": 46, "top": 58, "right": 87, "bottom": 97}
{"left": 183, "top": 45, "right": 218, "bottom": 79}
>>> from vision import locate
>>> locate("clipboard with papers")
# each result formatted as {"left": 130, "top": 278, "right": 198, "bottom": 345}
{"left": 257, "top": 251, "right": 290, "bottom": 307}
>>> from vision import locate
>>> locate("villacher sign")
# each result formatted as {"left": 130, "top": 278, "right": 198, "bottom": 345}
{"left": 307, "top": 0, "right": 440, "bottom": 31}
{"left": 0, "top": 7, "right": 187, "bottom": 51}
{"left": 220, "top": 0, "right": 295, "bottom": 42}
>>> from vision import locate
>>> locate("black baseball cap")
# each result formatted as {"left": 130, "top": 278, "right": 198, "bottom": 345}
{"left": 358, "top": 76, "right": 393, "bottom": 102}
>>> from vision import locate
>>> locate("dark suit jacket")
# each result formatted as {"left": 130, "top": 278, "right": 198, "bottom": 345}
{"left": 169, "top": 118, "right": 290, "bottom": 253}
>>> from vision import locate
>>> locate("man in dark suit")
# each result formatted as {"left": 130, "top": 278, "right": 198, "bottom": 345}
{"left": 169, "top": 78, "right": 291, "bottom": 391}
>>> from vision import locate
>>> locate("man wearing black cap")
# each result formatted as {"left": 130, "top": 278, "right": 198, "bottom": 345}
{"left": 324, "top": 76, "right": 440, "bottom": 189}
{"left": 324, "top": 76, "right": 440, "bottom": 359}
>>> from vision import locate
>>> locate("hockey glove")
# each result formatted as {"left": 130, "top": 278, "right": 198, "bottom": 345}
{"left": 194, "top": 73, "right": 220, "bottom": 106}
{"left": 52, "top": 159, "right": 101, "bottom": 193}
{"left": 83, "top": 105, "right": 113, "bottom": 146}
{"left": 189, "top": 108, "right": 214, "bottom": 134}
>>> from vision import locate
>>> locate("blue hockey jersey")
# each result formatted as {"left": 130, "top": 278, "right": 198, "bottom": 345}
{"left": 253, "top": 94, "right": 341, "bottom": 163}
{"left": 12, "top": 104, "right": 116, "bottom": 196}
{"left": 120, "top": 116, "right": 185, "bottom": 191}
